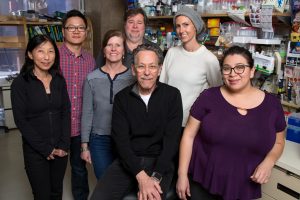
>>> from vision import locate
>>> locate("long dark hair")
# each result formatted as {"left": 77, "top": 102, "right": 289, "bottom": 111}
{"left": 21, "top": 35, "right": 60, "bottom": 78}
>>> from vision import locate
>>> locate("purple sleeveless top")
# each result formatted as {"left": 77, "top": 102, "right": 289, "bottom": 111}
{"left": 189, "top": 87, "right": 286, "bottom": 200}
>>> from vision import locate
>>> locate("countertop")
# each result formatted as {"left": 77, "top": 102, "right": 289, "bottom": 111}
{"left": 276, "top": 140, "right": 300, "bottom": 176}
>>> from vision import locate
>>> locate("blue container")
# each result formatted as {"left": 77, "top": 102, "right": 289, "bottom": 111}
{"left": 287, "top": 113, "right": 300, "bottom": 127}
{"left": 127, "top": 0, "right": 138, "bottom": 9}
{"left": 286, "top": 125, "right": 300, "bottom": 144}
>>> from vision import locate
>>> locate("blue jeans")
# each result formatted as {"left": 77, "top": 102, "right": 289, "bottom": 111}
{"left": 89, "top": 134, "right": 116, "bottom": 179}
{"left": 70, "top": 136, "right": 89, "bottom": 200}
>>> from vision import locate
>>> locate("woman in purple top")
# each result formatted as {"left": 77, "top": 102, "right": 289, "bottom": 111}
{"left": 176, "top": 46, "right": 286, "bottom": 200}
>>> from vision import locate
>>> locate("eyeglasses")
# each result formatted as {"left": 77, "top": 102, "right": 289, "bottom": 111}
{"left": 135, "top": 64, "right": 159, "bottom": 72}
{"left": 64, "top": 26, "right": 87, "bottom": 32}
{"left": 221, "top": 64, "right": 250, "bottom": 75}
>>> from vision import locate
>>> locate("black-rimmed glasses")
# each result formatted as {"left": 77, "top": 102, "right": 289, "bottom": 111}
{"left": 221, "top": 64, "right": 250, "bottom": 75}
{"left": 64, "top": 26, "right": 87, "bottom": 32}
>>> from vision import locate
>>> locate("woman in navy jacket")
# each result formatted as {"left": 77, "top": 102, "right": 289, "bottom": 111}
{"left": 11, "top": 35, "right": 71, "bottom": 200}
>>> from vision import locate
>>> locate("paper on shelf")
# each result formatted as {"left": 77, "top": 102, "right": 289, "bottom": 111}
{"left": 227, "top": 10, "right": 251, "bottom": 26}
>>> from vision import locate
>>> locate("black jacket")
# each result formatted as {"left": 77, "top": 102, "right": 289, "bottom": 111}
{"left": 11, "top": 71, "right": 71, "bottom": 158}
{"left": 112, "top": 82, "right": 183, "bottom": 176}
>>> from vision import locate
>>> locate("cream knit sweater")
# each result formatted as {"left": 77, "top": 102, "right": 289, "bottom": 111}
{"left": 159, "top": 45, "right": 223, "bottom": 126}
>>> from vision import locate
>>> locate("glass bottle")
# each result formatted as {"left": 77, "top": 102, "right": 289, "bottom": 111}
{"left": 159, "top": 26, "right": 167, "bottom": 51}
{"left": 172, "top": 0, "right": 178, "bottom": 15}
{"left": 156, "top": 0, "right": 164, "bottom": 16}
{"left": 165, "top": 0, "right": 172, "bottom": 16}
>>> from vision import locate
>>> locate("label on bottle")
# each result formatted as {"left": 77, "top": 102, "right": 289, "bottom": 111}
{"left": 172, "top": 4, "right": 177, "bottom": 13}
{"left": 156, "top": 5, "right": 161, "bottom": 11}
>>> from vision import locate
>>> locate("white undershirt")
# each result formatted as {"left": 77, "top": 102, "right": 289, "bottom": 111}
{"left": 140, "top": 93, "right": 151, "bottom": 106}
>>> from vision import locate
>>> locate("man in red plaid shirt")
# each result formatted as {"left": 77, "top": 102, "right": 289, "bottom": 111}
{"left": 59, "top": 10, "right": 95, "bottom": 200}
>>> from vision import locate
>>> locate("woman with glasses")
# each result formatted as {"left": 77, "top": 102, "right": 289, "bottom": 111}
{"left": 80, "top": 30, "right": 135, "bottom": 179}
{"left": 176, "top": 46, "right": 286, "bottom": 200}
{"left": 11, "top": 35, "right": 70, "bottom": 200}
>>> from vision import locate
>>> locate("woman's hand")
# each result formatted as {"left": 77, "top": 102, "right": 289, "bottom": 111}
{"left": 47, "top": 149, "right": 55, "bottom": 160}
{"left": 251, "top": 131, "right": 285, "bottom": 184}
{"left": 80, "top": 150, "right": 92, "bottom": 164}
{"left": 53, "top": 148, "right": 68, "bottom": 157}
{"left": 46, "top": 148, "right": 68, "bottom": 160}
{"left": 250, "top": 159, "right": 274, "bottom": 184}
{"left": 176, "top": 175, "right": 191, "bottom": 200}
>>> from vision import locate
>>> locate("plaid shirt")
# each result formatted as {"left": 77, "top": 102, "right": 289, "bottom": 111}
{"left": 59, "top": 43, "right": 95, "bottom": 137}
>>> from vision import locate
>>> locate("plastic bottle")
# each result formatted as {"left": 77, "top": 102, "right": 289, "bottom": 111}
{"left": 197, "top": 0, "right": 205, "bottom": 13}
{"left": 279, "top": 42, "right": 287, "bottom": 60}
{"left": 150, "top": 6, "right": 156, "bottom": 16}
{"left": 166, "top": 32, "right": 173, "bottom": 49}
{"left": 145, "top": 28, "right": 152, "bottom": 41}
{"left": 287, "top": 80, "right": 293, "bottom": 102}
{"left": 151, "top": 32, "right": 158, "bottom": 44}
{"left": 221, "top": 0, "right": 228, "bottom": 12}
{"left": 171, "top": 32, "right": 178, "bottom": 47}
{"left": 206, "top": 0, "right": 213, "bottom": 13}
{"left": 127, "top": 0, "right": 138, "bottom": 9}
{"left": 212, "top": 0, "right": 221, "bottom": 11}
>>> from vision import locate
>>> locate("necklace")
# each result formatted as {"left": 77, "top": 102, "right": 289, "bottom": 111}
{"left": 34, "top": 70, "right": 51, "bottom": 93}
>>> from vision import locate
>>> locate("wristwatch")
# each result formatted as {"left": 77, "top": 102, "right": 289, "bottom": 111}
{"left": 81, "top": 146, "right": 89, "bottom": 152}
{"left": 151, "top": 172, "right": 162, "bottom": 183}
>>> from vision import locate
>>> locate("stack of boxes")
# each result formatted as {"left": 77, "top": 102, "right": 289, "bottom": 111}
{"left": 207, "top": 18, "right": 220, "bottom": 37}
{"left": 286, "top": 113, "right": 300, "bottom": 143}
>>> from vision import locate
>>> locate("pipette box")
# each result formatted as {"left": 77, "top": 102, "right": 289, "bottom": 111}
{"left": 286, "top": 113, "right": 300, "bottom": 143}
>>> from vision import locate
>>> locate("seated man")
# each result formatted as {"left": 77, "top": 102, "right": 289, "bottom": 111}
{"left": 90, "top": 43, "right": 183, "bottom": 200}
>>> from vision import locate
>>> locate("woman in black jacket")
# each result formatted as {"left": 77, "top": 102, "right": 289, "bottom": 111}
{"left": 11, "top": 35, "right": 71, "bottom": 200}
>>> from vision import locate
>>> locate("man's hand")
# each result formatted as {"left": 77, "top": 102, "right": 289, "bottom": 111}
{"left": 136, "top": 170, "right": 162, "bottom": 200}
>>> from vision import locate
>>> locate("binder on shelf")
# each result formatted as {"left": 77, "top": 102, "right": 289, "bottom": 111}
{"left": 26, "top": 25, "right": 63, "bottom": 42}
{"left": 53, "top": 26, "right": 59, "bottom": 41}
{"left": 27, "top": 26, "right": 34, "bottom": 38}
{"left": 49, "top": 25, "right": 56, "bottom": 41}
{"left": 34, "top": 26, "right": 43, "bottom": 35}
{"left": 40, "top": 26, "right": 47, "bottom": 35}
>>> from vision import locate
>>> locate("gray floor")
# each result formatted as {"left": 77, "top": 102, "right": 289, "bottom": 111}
{"left": 0, "top": 129, "right": 97, "bottom": 200}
